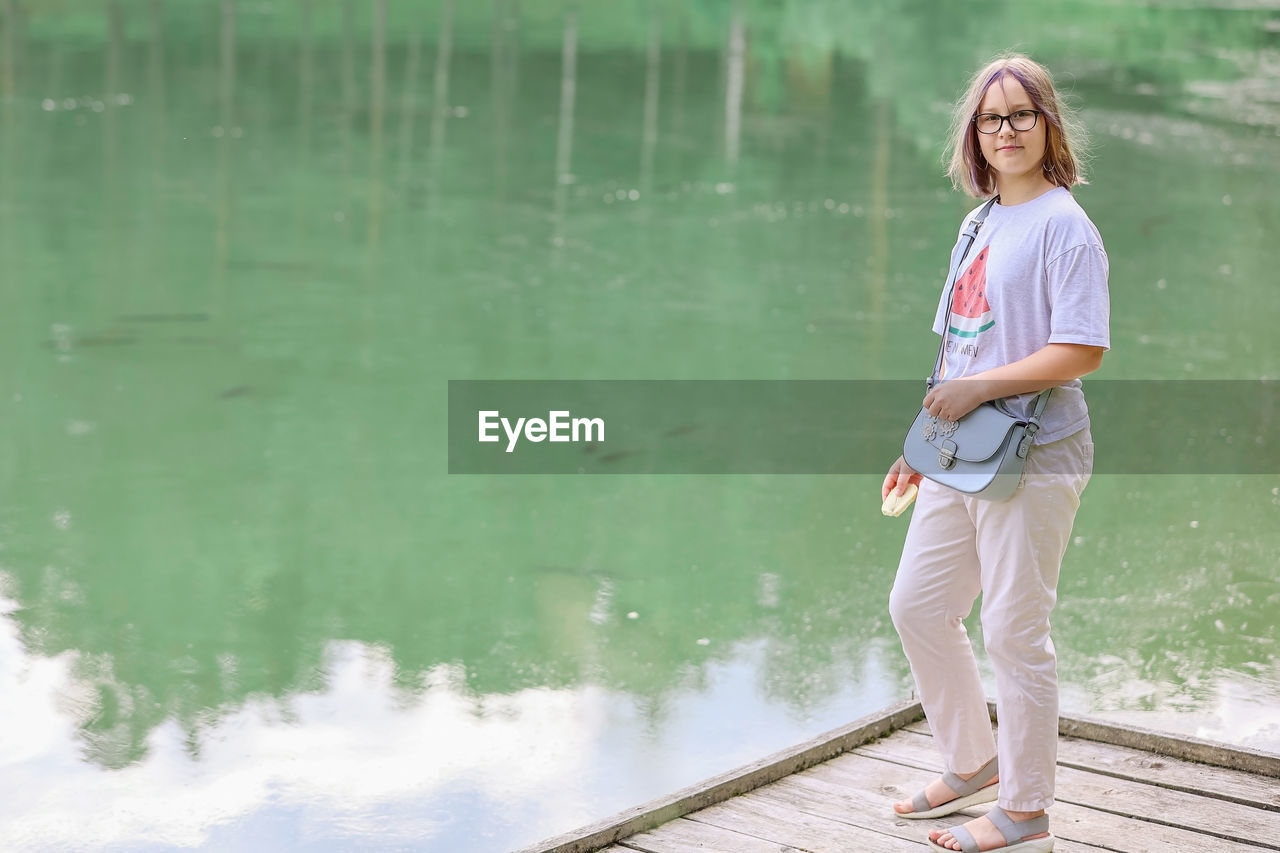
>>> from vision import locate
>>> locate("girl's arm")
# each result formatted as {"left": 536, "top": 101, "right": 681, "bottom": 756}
{"left": 923, "top": 343, "right": 1105, "bottom": 421}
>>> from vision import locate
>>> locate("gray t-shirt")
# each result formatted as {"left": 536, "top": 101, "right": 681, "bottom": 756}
{"left": 931, "top": 187, "right": 1110, "bottom": 444}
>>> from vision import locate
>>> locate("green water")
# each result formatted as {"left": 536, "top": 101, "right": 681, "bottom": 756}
{"left": 1, "top": 2, "right": 1277, "bottom": 851}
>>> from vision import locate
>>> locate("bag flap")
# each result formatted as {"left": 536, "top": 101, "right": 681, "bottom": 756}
{"left": 928, "top": 403, "right": 1021, "bottom": 462}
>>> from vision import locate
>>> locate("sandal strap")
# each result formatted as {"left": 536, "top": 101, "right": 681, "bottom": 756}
{"left": 947, "top": 824, "right": 982, "bottom": 853}
{"left": 988, "top": 807, "right": 1050, "bottom": 844}
{"left": 940, "top": 755, "right": 1000, "bottom": 798}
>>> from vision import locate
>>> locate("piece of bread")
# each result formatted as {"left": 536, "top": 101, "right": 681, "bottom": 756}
{"left": 881, "top": 483, "right": 919, "bottom": 517}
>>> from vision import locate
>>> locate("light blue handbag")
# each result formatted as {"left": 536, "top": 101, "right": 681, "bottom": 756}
{"left": 902, "top": 199, "right": 1050, "bottom": 502}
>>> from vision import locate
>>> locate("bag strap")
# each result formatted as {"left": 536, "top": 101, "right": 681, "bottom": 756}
{"left": 929, "top": 197, "right": 1052, "bottom": 422}
{"left": 931, "top": 197, "right": 997, "bottom": 385}
{"left": 1025, "top": 386, "right": 1051, "bottom": 435}
{"left": 1017, "top": 387, "right": 1053, "bottom": 457}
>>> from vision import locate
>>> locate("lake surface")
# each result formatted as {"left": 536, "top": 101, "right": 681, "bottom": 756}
{"left": 1, "top": 2, "right": 1277, "bottom": 851}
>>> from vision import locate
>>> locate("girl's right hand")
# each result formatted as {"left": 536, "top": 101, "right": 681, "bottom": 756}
{"left": 882, "top": 456, "right": 922, "bottom": 500}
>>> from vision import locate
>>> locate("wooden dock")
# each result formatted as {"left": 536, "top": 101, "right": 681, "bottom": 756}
{"left": 519, "top": 698, "right": 1280, "bottom": 853}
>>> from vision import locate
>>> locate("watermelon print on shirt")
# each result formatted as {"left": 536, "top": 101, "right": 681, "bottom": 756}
{"left": 949, "top": 247, "right": 993, "bottom": 341}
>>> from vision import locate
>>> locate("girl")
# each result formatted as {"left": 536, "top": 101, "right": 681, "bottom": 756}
{"left": 882, "top": 54, "right": 1109, "bottom": 853}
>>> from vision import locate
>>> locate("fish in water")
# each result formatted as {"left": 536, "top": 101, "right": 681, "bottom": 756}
{"left": 42, "top": 331, "right": 136, "bottom": 348}
{"left": 116, "top": 312, "right": 211, "bottom": 323}
{"left": 219, "top": 386, "right": 251, "bottom": 399}
{"left": 1139, "top": 215, "right": 1171, "bottom": 238}
{"left": 228, "top": 259, "right": 319, "bottom": 273}
{"left": 597, "top": 449, "right": 641, "bottom": 463}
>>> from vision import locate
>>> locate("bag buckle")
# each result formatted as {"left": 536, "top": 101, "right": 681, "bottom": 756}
{"left": 938, "top": 441, "right": 957, "bottom": 470}
{"left": 1017, "top": 421, "right": 1040, "bottom": 459}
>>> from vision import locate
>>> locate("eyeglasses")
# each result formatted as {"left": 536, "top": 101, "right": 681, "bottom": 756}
{"left": 972, "top": 109, "right": 1041, "bottom": 134}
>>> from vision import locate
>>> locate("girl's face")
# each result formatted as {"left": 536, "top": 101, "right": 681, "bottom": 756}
{"left": 975, "top": 74, "right": 1049, "bottom": 186}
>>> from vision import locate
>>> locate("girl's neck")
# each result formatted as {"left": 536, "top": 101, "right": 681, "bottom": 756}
{"left": 995, "top": 174, "right": 1057, "bottom": 207}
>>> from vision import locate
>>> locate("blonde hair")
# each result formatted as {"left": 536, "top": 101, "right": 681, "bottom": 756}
{"left": 945, "top": 53, "right": 1088, "bottom": 198}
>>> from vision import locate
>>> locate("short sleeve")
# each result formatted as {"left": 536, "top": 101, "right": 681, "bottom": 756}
{"left": 931, "top": 219, "right": 979, "bottom": 337}
{"left": 1045, "top": 243, "right": 1110, "bottom": 349}
{"left": 931, "top": 290, "right": 947, "bottom": 337}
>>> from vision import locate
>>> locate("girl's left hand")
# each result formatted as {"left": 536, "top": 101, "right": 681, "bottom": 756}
{"left": 923, "top": 380, "right": 988, "bottom": 422}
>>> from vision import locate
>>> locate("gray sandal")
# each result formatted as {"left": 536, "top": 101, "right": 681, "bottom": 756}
{"left": 928, "top": 806, "right": 1055, "bottom": 852}
{"left": 896, "top": 755, "right": 999, "bottom": 820}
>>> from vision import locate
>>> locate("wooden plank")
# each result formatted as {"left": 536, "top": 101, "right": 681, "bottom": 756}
{"left": 1056, "top": 761, "right": 1280, "bottom": 849}
{"left": 900, "top": 719, "right": 1280, "bottom": 810}
{"left": 890, "top": 722, "right": 1280, "bottom": 809}
{"left": 846, "top": 731, "right": 1280, "bottom": 850}
{"left": 683, "top": 789, "right": 924, "bottom": 851}
{"left": 1056, "top": 712, "right": 1280, "bottom": 777}
{"left": 907, "top": 705, "right": 1280, "bottom": 777}
{"left": 766, "top": 750, "right": 966, "bottom": 839}
{"left": 512, "top": 698, "right": 924, "bottom": 853}
{"left": 911, "top": 701, "right": 1280, "bottom": 773}
{"left": 1056, "top": 733, "right": 1280, "bottom": 812}
{"left": 801, "top": 751, "right": 1269, "bottom": 853}
{"left": 619, "top": 816, "right": 807, "bottom": 853}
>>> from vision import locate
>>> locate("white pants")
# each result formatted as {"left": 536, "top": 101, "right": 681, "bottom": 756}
{"left": 889, "top": 428, "right": 1093, "bottom": 811}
